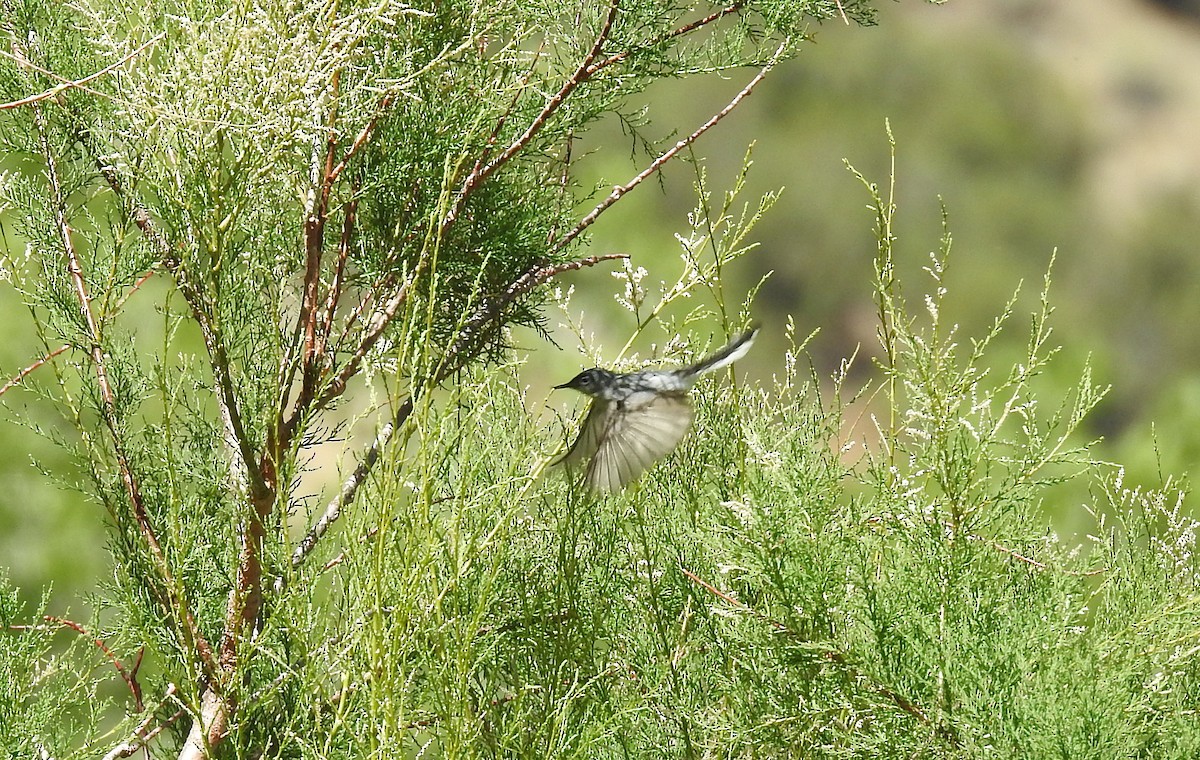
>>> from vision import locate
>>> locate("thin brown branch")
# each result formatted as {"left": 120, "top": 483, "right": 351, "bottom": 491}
{"left": 0, "top": 343, "right": 70, "bottom": 397}
{"left": 13, "top": 616, "right": 145, "bottom": 711}
{"left": 102, "top": 684, "right": 182, "bottom": 760}
{"left": 32, "top": 99, "right": 219, "bottom": 677}
{"left": 332, "top": 269, "right": 396, "bottom": 358}
{"left": 467, "top": 43, "right": 547, "bottom": 185}
{"left": 678, "top": 566, "right": 787, "bottom": 632}
{"left": 442, "top": 0, "right": 621, "bottom": 233}
{"left": 311, "top": 263, "right": 424, "bottom": 411}
{"left": 966, "top": 530, "right": 1109, "bottom": 577}
{"left": 112, "top": 267, "right": 158, "bottom": 310}
{"left": 327, "top": 94, "right": 394, "bottom": 185}
{"left": 0, "top": 33, "right": 164, "bottom": 110}
{"left": 288, "top": 398, "right": 414, "bottom": 573}
{"left": 0, "top": 268, "right": 158, "bottom": 398}
{"left": 439, "top": 253, "right": 629, "bottom": 377}
{"left": 318, "top": 194, "right": 358, "bottom": 363}
{"left": 552, "top": 38, "right": 788, "bottom": 256}
{"left": 585, "top": 2, "right": 745, "bottom": 75}
{"left": 285, "top": 90, "right": 387, "bottom": 449}
{"left": 294, "top": 68, "right": 344, "bottom": 426}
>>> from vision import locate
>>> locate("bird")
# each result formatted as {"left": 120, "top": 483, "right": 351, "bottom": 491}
{"left": 553, "top": 324, "right": 760, "bottom": 492}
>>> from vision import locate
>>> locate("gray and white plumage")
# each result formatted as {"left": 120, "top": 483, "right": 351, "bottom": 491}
{"left": 554, "top": 325, "right": 760, "bottom": 492}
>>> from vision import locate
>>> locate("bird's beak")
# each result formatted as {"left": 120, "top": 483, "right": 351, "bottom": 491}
{"left": 555, "top": 371, "right": 585, "bottom": 390}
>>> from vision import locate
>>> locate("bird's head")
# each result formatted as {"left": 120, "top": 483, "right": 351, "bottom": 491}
{"left": 554, "top": 367, "right": 615, "bottom": 397}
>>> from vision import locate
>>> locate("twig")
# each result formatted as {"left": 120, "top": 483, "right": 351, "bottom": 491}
{"left": 0, "top": 33, "right": 164, "bottom": 111}
{"left": 327, "top": 94, "right": 394, "bottom": 185}
{"left": 32, "top": 98, "right": 219, "bottom": 677}
{"left": 966, "top": 530, "right": 1108, "bottom": 577}
{"left": 318, "top": 193, "right": 359, "bottom": 363}
{"left": 439, "top": 253, "right": 629, "bottom": 377}
{"left": 442, "top": 0, "right": 621, "bottom": 232}
{"left": 287, "top": 399, "right": 413, "bottom": 573}
{"left": 0, "top": 344, "right": 70, "bottom": 397}
{"left": 551, "top": 38, "right": 788, "bottom": 255}
{"left": 868, "top": 516, "right": 1109, "bottom": 577}
{"left": 9, "top": 616, "right": 145, "bottom": 711}
{"left": 834, "top": 0, "right": 850, "bottom": 25}
{"left": 0, "top": 267, "right": 157, "bottom": 398}
{"left": 102, "top": 684, "right": 183, "bottom": 760}
{"left": 293, "top": 68, "right": 345, "bottom": 428}
{"left": 585, "top": 2, "right": 745, "bottom": 75}
{"left": 310, "top": 262, "right": 424, "bottom": 411}
{"left": 678, "top": 566, "right": 788, "bottom": 632}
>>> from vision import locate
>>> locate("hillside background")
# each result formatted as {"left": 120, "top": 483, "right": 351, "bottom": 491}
{"left": 4, "top": 0, "right": 1200, "bottom": 605}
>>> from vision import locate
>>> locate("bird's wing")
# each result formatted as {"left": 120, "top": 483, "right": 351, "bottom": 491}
{"left": 585, "top": 392, "right": 694, "bottom": 492}
{"left": 554, "top": 398, "right": 608, "bottom": 469}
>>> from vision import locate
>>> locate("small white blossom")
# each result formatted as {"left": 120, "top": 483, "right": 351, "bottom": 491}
{"left": 611, "top": 260, "right": 648, "bottom": 313}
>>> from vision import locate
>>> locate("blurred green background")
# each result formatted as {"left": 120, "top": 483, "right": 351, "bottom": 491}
{"left": 5, "top": 0, "right": 1200, "bottom": 608}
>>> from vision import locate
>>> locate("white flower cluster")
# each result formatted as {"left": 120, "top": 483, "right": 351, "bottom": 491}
{"left": 611, "top": 259, "right": 648, "bottom": 314}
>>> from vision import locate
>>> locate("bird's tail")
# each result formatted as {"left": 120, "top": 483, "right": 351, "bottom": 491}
{"left": 686, "top": 323, "right": 761, "bottom": 377}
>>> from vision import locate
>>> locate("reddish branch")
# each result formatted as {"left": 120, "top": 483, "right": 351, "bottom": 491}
{"left": 0, "top": 343, "right": 69, "bottom": 397}
{"left": 441, "top": 0, "right": 621, "bottom": 233}
{"left": 585, "top": 2, "right": 746, "bottom": 75}
{"left": 102, "top": 684, "right": 183, "bottom": 760}
{"left": 9, "top": 616, "right": 145, "bottom": 711}
{"left": 282, "top": 93, "right": 392, "bottom": 444}
{"left": 318, "top": 192, "right": 358, "bottom": 362}
{"left": 187, "top": 80, "right": 396, "bottom": 760}
{"left": 32, "top": 100, "right": 218, "bottom": 677}
{"left": 311, "top": 264, "right": 422, "bottom": 410}
{"left": 292, "top": 69, "right": 344, "bottom": 434}
{"left": 553, "top": 38, "right": 787, "bottom": 255}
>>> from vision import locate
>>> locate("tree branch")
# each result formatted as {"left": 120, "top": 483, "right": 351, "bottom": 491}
{"left": 584, "top": 2, "right": 745, "bottom": 75}
{"left": 102, "top": 684, "right": 182, "bottom": 760}
{"left": 0, "top": 33, "right": 164, "bottom": 110}
{"left": 441, "top": 0, "right": 621, "bottom": 233}
{"left": 0, "top": 343, "right": 70, "bottom": 398}
{"left": 9, "top": 616, "right": 145, "bottom": 712}
{"left": 32, "top": 99, "right": 218, "bottom": 677}
{"left": 286, "top": 398, "right": 413, "bottom": 575}
{"left": 552, "top": 38, "right": 788, "bottom": 256}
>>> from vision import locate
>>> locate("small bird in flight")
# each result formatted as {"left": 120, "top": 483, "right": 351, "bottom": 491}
{"left": 554, "top": 324, "right": 760, "bottom": 492}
